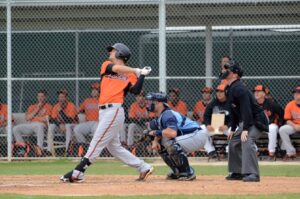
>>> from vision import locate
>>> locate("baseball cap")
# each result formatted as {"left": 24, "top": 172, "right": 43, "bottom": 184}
{"left": 91, "top": 83, "right": 99, "bottom": 90}
{"left": 201, "top": 86, "right": 212, "bottom": 93}
{"left": 253, "top": 84, "right": 266, "bottom": 93}
{"left": 292, "top": 86, "right": 300, "bottom": 93}
{"left": 216, "top": 84, "right": 227, "bottom": 92}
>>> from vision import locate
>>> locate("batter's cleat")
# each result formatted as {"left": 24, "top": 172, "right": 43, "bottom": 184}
{"left": 166, "top": 172, "right": 179, "bottom": 180}
{"left": 242, "top": 174, "right": 260, "bottom": 182}
{"left": 60, "top": 170, "right": 84, "bottom": 183}
{"left": 136, "top": 166, "right": 154, "bottom": 181}
{"left": 225, "top": 173, "right": 243, "bottom": 181}
{"left": 178, "top": 173, "right": 196, "bottom": 181}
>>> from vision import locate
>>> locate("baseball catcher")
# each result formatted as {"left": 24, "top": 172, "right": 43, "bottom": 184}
{"left": 144, "top": 92, "right": 213, "bottom": 180}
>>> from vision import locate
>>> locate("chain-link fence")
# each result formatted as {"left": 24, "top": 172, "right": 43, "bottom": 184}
{"left": 1, "top": 0, "right": 300, "bottom": 160}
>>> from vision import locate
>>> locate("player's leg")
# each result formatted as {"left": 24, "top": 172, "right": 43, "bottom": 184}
{"left": 158, "top": 147, "right": 179, "bottom": 180}
{"left": 127, "top": 122, "right": 137, "bottom": 147}
{"left": 164, "top": 139, "right": 195, "bottom": 181}
{"left": 65, "top": 124, "right": 75, "bottom": 152}
{"left": 200, "top": 125, "right": 216, "bottom": 154}
{"left": 106, "top": 109, "right": 153, "bottom": 180}
{"left": 268, "top": 123, "right": 278, "bottom": 157}
{"left": 279, "top": 124, "right": 297, "bottom": 156}
{"left": 227, "top": 128, "right": 243, "bottom": 180}
{"left": 31, "top": 122, "right": 46, "bottom": 149}
{"left": 61, "top": 108, "right": 126, "bottom": 182}
{"left": 74, "top": 122, "right": 90, "bottom": 143}
{"left": 13, "top": 124, "right": 34, "bottom": 146}
{"left": 241, "top": 125, "right": 261, "bottom": 182}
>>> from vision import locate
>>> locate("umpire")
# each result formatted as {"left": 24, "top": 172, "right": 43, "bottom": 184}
{"left": 220, "top": 61, "right": 268, "bottom": 182}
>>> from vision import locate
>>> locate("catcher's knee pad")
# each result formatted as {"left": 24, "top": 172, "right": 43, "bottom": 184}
{"left": 166, "top": 141, "right": 190, "bottom": 174}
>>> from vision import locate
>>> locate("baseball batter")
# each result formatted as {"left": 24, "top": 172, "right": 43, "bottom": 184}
{"left": 145, "top": 92, "right": 213, "bottom": 181}
{"left": 61, "top": 43, "right": 153, "bottom": 182}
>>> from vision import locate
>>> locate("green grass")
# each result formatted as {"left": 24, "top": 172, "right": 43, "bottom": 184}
{"left": 1, "top": 160, "right": 300, "bottom": 199}
{"left": 1, "top": 194, "right": 300, "bottom": 199}
{"left": 0, "top": 159, "right": 299, "bottom": 177}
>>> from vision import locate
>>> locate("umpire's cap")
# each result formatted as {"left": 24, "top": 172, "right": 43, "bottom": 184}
{"left": 145, "top": 92, "right": 168, "bottom": 104}
{"left": 106, "top": 43, "right": 131, "bottom": 62}
{"left": 224, "top": 61, "right": 243, "bottom": 77}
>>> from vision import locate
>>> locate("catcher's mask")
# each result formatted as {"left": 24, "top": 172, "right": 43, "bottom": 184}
{"left": 106, "top": 43, "right": 131, "bottom": 62}
{"left": 145, "top": 92, "right": 168, "bottom": 112}
{"left": 219, "top": 61, "right": 243, "bottom": 79}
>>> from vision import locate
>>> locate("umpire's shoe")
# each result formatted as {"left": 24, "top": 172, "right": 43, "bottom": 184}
{"left": 242, "top": 174, "right": 260, "bottom": 182}
{"left": 166, "top": 171, "right": 179, "bottom": 180}
{"left": 225, "top": 173, "right": 243, "bottom": 181}
{"left": 60, "top": 170, "right": 84, "bottom": 183}
{"left": 136, "top": 166, "right": 154, "bottom": 181}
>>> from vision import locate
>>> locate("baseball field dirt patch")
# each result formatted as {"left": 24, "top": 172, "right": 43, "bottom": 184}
{"left": 1, "top": 175, "right": 300, "bottom": 196}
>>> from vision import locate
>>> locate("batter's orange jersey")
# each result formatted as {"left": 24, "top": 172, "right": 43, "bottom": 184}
{"left": 79, "top": 98, "right": 99, "bottom": 121}
{"left": 0, "top": 104, "right": 8, "bottom": 127}
{"left": 99, "top": 60, "right": 137, "bottom": 105}
{"left": 284, "top": 100, "right": 300, "bottom": 125}
{"left": 27, "top": 103, "right": 52, "bottom": 124}
{"left": 193, "top": 100, "right": 206, "bottom": 123}
{"left": 167, "top": 100, "right": 188, "bottom": 116}
{"left": 128, "top": 102, "right": 155, "bottom": 119}
{"left": 51, "top": 102, "right": 78, "bottom": 122}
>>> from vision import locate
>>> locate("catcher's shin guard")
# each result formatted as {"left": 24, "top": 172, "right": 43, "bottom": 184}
{"left": 166, "top": 141, "right": 190, "bottom": 175}
{"left": 158, "top": 148, "right": 179, "bottom": 179}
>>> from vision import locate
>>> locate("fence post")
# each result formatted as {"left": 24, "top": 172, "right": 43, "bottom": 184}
{"left": 159, "top": 0, "right": 166, "bottom": 92}
{"left": 6, "top": 0, "right": 12, "bottom": 162}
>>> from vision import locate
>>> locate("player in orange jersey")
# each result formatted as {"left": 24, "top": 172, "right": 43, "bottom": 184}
{"left": 279, "top": 86, "right": 300, "bottom": 159}
{"left": 13, "top": 90, "right": 52, "bottom": 156}
{"left": 193, "top": 86, "right": 213, "bottom": 123}
{"left": 47, "top": 90, "right": 78, "bottom": 155}
{"left": 167, "top": 88, "right": 188, "bottom": 116}
{"left": 61, "top": 43, "right": 153, "bottom": 183}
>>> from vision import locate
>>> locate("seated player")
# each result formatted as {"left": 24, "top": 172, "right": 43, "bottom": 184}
{"left": 126, "top": 91, "right": 155, "bottom": 150}
{"left": 47, "top": 90, "right": 78, "bottom": 155}
{"left": 253, "top": 84, "right": 284, "bottom": 159}
{"left": 167, "top": 88, "right": 188, "bottom": 116}
{"left": 279, "top": 86, "right": 300, "bottom": 160}
{"left": 13, "top": 90, "right": 52, "bottom": 156}
{"left": 73, "top": 83, "right": 100, "bottom": 156}
{"left": 146, "top": 92, "right": 214, "bottom": 180}
{"left": 193, "top": 86, "right": 213, "bottom": 123}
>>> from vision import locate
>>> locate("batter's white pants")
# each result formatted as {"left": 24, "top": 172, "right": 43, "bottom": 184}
{"left": 127, "top": 123, "right": 144, "bottom": 146}
{"left": 13, "top": 122, "right": 46, "bottom": 149}
{"left": 119, "top": 123, "right": 128, "bottom": 144}
{"left": 267, "top": 123, "right": 279, "bottom": 153}
{"left": 279, "top": 124, "right": 298, "bottom": 155}
{"left": 84, "top": 106, "right": 151, "bottom": 173}
{"left": 74, "top": 121, "right": 98, "bottom": 143}
{"left": 47, "top": 123, "right": 75, "bottom": 152}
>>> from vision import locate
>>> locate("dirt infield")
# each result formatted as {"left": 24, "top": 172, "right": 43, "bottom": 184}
{"left": 1, "top": 175, "right": 300, "bottom": 196}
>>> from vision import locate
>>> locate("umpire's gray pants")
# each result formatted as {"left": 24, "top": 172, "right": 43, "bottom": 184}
{"left": 228, "top": 125, "right": 261, "bottom": 175}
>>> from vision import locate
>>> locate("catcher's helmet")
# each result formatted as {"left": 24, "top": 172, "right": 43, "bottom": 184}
{"left": 224, "top": 61, "right": 243, "bottom": 77}
{"left": 106, "top": 43, "right": 131, "bottom": 62}
{"left": 145, "top": 92, "right": 168, "bottom": 103}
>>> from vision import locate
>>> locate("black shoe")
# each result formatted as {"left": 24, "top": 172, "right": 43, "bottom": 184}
{"left": 225, "top": 173, "right": 243, "bottom": 180}
{"left": 166, "top": 172, "right": 179, "bottom": 180}
{"left": 208, "top": 151, "right": 219, "bottom": 162}
{"left": 242, "top": 174, "right": 260, "bottom": 182}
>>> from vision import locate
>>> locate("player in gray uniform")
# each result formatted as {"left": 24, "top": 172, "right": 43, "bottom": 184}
{"left": 145, "top": 92, "right": 213, "bottom": 181}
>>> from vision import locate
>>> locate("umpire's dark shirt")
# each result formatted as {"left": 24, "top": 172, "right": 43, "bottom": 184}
{"left": 227, "top": 79, "right": 263, "bottom": 131}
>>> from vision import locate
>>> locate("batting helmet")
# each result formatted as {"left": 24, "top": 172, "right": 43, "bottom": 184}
{"left": 106, "top": 43, "right": 131, "bottom": 62}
